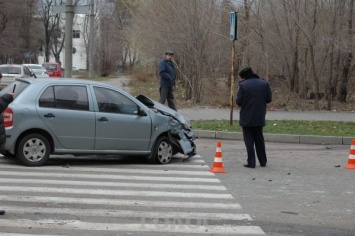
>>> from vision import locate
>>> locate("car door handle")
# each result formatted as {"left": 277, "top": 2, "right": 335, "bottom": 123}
{"left": 44, "top": 113, "right": 55, "bottom": 118}
{"left": 98, "top": 117, "right": 108, "bottom": 122}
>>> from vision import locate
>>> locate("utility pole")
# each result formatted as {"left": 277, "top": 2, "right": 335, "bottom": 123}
{"left": 229, "top": 12, "right": 238, "bottom": 126}
{"left": 53, "top": 2, "right": 89, "bottom": 78}
{"left": 64, "top": 0, "right": 74, "bottom": 78}
{"left": 88, "top": 0, "right": 95, "bottom": 78}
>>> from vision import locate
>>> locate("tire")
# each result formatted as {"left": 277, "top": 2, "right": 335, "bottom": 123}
{"left": 17, "top": 133, "right": 50, "bottom": 166}
{"left": 147, "top": 136, "right": 173, "bottom": 164}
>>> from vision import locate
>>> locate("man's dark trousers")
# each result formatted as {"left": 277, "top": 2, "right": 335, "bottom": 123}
{"left": 159, "top": 86, "right": 176, "bottom": 111}
{"left": 242, "top": 126, "right": 267, "bottom": 166}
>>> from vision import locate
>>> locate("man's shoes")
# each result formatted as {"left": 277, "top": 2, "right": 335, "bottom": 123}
{"left": 243, "top": 164, "right": 255, "bottom": 168}
{"left": 0, "top": 209, "right": 5, "bottom": 215}
{"left": 260, "top": 164, "right": 267, "bottom": 167}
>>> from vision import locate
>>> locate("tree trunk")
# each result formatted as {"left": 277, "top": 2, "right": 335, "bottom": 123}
{"left": 336, "top": 0, "right": 353, "bottom": 102}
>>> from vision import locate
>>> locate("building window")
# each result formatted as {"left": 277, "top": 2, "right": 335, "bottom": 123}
{"left": 73, "top": 30, "right": 80, "bottom": 39}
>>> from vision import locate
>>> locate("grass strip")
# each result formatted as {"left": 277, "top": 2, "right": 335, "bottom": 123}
{"left": 191, "top": 120, "right": 355, "bottom": 137}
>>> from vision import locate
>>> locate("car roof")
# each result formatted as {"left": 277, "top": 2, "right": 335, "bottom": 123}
{"left": 16, "top": 77, "right": 111, "bottom": 87}
{"left": 0, "top": 64, "right": 24, "bottom": 67}
{"left": 23, "top": 64, "right": 43, "bottom": 66}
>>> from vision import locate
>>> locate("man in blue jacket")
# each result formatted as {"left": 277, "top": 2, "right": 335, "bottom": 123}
{"left": 158, "top": 50, "right": 177, "bottom": 111}
{"left": 236, "top": 67, "right": 272, "bottom": 168}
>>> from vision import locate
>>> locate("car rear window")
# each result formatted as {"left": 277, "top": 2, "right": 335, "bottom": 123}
{"left": 43, "top": 64, "right": 58, "bottom": 70}
{"left": 0, "top": 67, "right": 21, "bottom": 74}
{"left": 0, "top": 81, "right": 29, "bottom": 98}
{"left": 28, "top": 65, "right": 43, "bottom": 70}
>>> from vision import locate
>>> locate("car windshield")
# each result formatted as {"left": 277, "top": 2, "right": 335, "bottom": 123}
{"left": 0, "top": 67, "right": 21, "bottom": 74}
{"left": 43, "top": 64, "right": 58, "bottom": 70}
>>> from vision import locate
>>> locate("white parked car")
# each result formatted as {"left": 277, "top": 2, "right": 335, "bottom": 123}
{"left": 0, "top": 64, "right": 34, "bottom": 89}
{"left": 23, "top": 64, "right": 49, "bottom": 77}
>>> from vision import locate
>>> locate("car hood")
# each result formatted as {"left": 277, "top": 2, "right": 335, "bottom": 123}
{"left": 136, "top": 95, "right": 191, "bottom": 126}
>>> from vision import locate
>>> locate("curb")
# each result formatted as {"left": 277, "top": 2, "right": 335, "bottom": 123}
{"left": 195, "top": 130, "right": 353, "bottom": 145}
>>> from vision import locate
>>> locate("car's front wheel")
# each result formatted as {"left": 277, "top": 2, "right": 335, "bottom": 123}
{"left": 17, "top": 133, "right": 50, "bottom": 166}
{"left": 147, "top": 136, "right": 173, "bottom": 164}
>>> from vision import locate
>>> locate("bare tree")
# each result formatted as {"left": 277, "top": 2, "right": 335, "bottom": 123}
{"left": 0, "top": 0, "right": 42, "bottom": 64}
{"left": 134, "top": 0, "right": 230, "bottom": 103}
{"left": 336, "top": 0, "right": 354, "bottom": 102}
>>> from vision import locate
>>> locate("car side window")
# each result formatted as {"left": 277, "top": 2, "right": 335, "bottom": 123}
{"left": 39, "top": 85, "right": 89, "bottom": 111}
{"left": 93, "top": 87, "right": 138, "bottom": 115}
{"left": 39, "top": 87, "right": 55, "bottom": 108}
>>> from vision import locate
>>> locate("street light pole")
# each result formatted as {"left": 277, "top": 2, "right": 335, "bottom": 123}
{"left": 88, "top": 0, "right": 95, "bottom": 78}
{"left": 64, "top": 0, "right": 73, "bottom": 78}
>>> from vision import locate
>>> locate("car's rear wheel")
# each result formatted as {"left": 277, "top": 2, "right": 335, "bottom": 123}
{"left": 17, "top": 133, "right": 50, "bottom": 166}
{"left": 147, "top": 136, "right": 173, "bottom": 164}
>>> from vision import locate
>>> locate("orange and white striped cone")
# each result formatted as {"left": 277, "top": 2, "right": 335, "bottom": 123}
{"left": 345, "top": 139, "right": 355, "bottom": 169}
{"left": 209, "top": 141, "right": 227, "bottom": 173}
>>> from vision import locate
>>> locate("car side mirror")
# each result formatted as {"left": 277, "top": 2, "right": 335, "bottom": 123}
{"left": 138, "top": 106, "right": 147, "bottom": 116}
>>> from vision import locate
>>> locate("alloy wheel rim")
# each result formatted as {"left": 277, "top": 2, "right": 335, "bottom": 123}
{"left": 157, "top": 141, "right": 172, "bottom": 164}
{"left": 23, "top": 138, "right": 46, "bottom": 162}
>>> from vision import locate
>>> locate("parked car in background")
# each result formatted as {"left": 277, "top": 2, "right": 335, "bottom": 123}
{"left": 1, "top": 77, "right": 196, "bottom": 166}
{"left": 42, "top": 62, "right": 62, "bottom": 77}
{"left": 23, "top": 64, "right": 49, "bottom": 77}
{"left": 0, "top": 64, "right": 34, "bottom": 89}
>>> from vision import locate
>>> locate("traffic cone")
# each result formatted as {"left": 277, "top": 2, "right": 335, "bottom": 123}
{"left": 345, "top": 139, "right": 355, "bottom": 169}
{"left": 209, "top": 141, "right": 227, "bottom": 173}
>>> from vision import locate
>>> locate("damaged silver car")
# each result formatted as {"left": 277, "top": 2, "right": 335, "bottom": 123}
{"left": 1, "top": 78, "right": 196, "bottom": 166}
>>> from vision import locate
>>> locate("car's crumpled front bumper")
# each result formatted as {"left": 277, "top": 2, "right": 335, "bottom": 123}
{"left": 168, "top": 119, "right": 197, "bottom": 156}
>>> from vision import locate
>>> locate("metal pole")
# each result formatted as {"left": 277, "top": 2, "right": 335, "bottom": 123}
{"left": 88, "top": 0, "right": 95, "bottom": 78}
{"left": 64, "top": 0, "right": 73, "bottom": 78}
{"left": 229, "top": 41, "right": 236, "bottom": 126}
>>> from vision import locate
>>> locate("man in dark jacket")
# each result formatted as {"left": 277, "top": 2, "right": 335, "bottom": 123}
{"left": 236, "top": 67, "right": 272, "bottom": 168}
{"left": 0, "top": 72, "right": 14, "bottom": 215}
{"left": 158, "top": 50, "right": 177, "bottom": 111}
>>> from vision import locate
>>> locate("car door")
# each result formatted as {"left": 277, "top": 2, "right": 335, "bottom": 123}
{"left": 37, "top": 85, "right": 96, "bottom": 149}
{"left": 93, "top": 86, "right": 152, "bottom": 151}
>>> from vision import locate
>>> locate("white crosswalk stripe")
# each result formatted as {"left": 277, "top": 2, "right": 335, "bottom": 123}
{"left": 0, "top": 155, "right": 264, "bottom": 235}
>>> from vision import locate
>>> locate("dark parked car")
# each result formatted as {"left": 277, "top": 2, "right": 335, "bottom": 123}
{"left": 1, "top": 78, "right": 196, "bottom": 166}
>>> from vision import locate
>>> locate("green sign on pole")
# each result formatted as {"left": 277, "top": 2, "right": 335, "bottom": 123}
{"left": 229, "top": 12, "right": 238, "bottom": 41}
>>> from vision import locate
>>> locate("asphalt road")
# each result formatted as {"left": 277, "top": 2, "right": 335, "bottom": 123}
{"left": 195, "top": 138, "right": 355, "bottom": 236}
{"left": 0, "top": 77, "right": 353, "bottom": 235}
{"left": 1, "top": 138, "right": 354, "bottom": 235}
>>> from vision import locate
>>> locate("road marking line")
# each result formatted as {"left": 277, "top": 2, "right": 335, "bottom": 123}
{"left": 4, "top": 206, "right": 252, "bottom": 220}
{"left": 0, "top": 186, "right": 234, "bottom": 199}
{"left": 0, "top": 171, "right": 219, "bottom": 182}
{"left": 0, "top": 178, "right": 226, "bottom": 190}
{"left": 0, "top": 165, "right": 213, "bottom": 176}
{"left": 0, "top": 219, "right": 265, "bottom": 234}
{"left": 0, "top": 159, "right": 209, "bottom": 169}
{"left": 0, "top": 195, "right": 242, "bottom": 209}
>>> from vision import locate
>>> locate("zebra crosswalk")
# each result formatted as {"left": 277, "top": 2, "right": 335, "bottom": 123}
{"left": 0, "top": 155, "right": 264, "bottom": 235}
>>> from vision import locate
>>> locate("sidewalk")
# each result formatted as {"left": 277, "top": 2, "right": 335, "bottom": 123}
{"left": 178, "top": 107, "right": 355, "bottom": 122}
{"left": 178, "top": 107, "right": 354, "bottom": 146}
